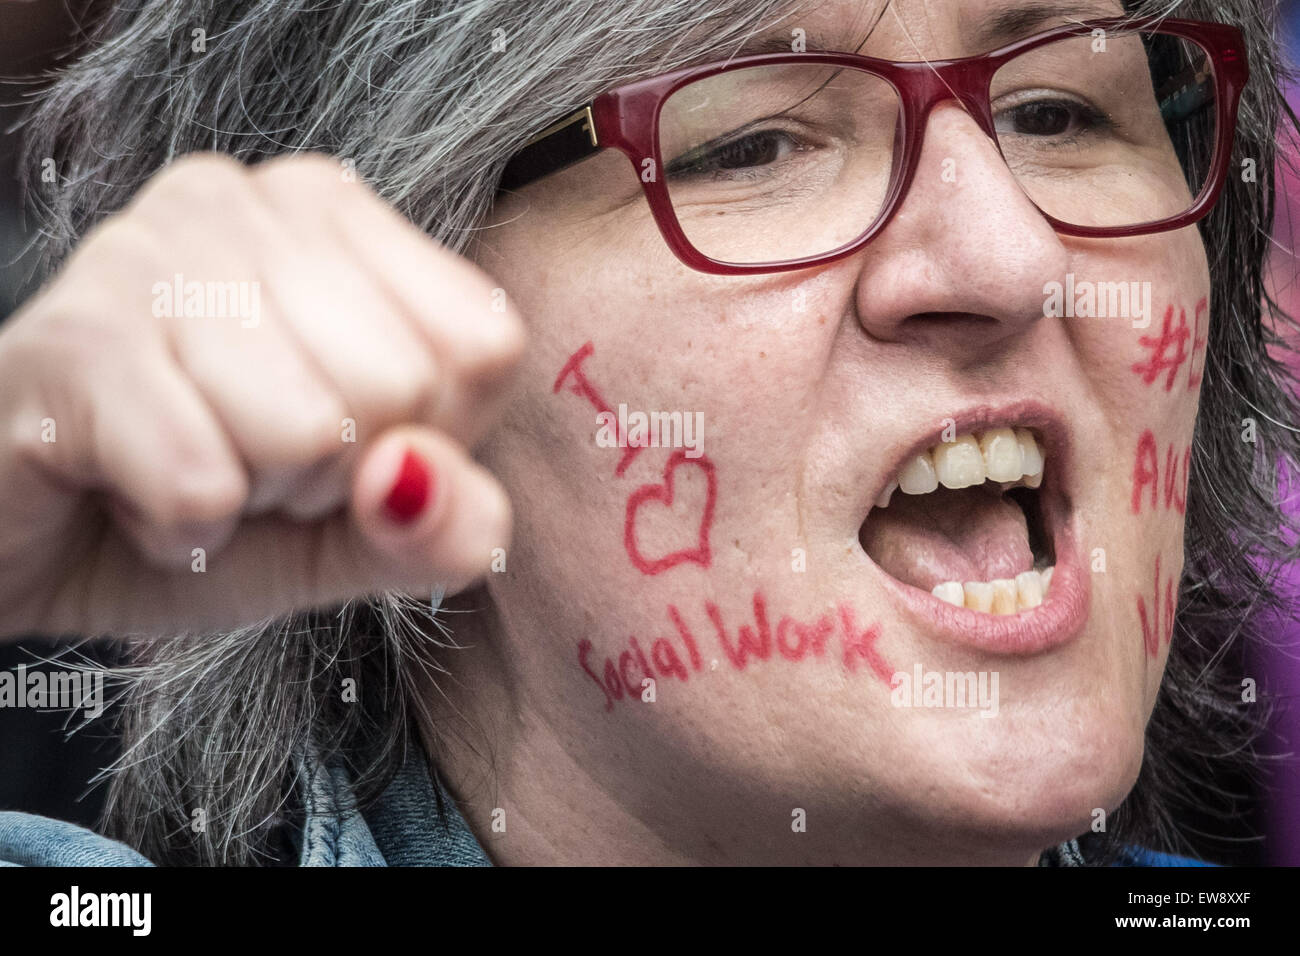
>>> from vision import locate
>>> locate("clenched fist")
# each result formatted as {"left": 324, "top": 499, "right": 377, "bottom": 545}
{"left": 0, "top": 153, "right": 522, "bottom": 639}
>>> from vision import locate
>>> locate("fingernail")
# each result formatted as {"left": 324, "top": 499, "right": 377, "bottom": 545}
{"left": 383, "top": 448, "right": 433, "bottom": 524}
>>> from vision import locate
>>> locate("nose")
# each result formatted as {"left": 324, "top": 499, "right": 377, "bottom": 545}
{"left": 851, "top": 103, "right": 1070, "bottom": 353}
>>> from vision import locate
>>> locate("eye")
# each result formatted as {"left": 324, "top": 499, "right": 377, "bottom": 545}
{"left": 667, "top": 128, "right": 804, "bottom": 179}
{"left": 994, "top": 94, "right": 1112, "bottom": 139}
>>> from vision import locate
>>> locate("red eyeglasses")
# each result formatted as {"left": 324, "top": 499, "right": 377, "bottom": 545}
{"left": 499, "top": 17, "right": 1247, "bottom": 275}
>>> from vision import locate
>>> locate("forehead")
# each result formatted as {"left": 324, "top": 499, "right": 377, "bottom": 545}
{"left": 748, "top": 0, "right": 1130, "bottom": 58}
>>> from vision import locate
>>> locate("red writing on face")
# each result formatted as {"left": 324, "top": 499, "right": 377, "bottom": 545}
{"left": 1131, "top": 429, "right": 1190, "bottom": 515}
{"left": 624, "top": 450, "right": 716, "bottom": 575}
{"left": 578, "top": 592, "right": 894, "bottom": 710}
{"left": 1131, "top": 297, "right": 1209, "bottom": 392}
{"left": 556, "top": 342, "right": 722, "bottom": 578}
{"left": 1137, "top": 553, "right": 1177, "bottom": 658}
{"left": 1187, "top": 298, "right": 1208, "bottom": 390}
{"left": 553, "top": 341, "right": 644, "bottom": 477}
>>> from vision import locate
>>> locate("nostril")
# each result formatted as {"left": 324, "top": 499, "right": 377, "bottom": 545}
{"left": 887, "top": 311, "right": 1027, "bottom": 354}
{"left": 902, "top": 311, "right": 1002, "bottom": 332}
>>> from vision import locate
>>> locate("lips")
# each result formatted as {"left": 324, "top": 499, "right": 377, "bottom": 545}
{"left": 856, "top": 402, "right": 1089, "bottom": 654}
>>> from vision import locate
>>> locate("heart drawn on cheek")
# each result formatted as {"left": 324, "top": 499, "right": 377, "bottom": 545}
{"left": 624, "top": 450, "right": 717, "bottom": 576}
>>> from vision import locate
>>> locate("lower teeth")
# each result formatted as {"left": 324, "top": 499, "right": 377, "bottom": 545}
{"left": 931, "top": 566, "right": 1054, "bottom": 614}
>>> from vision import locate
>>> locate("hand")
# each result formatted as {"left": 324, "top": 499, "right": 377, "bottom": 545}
{"left": 0, "top": 153, "right": 521, "bottom": 639}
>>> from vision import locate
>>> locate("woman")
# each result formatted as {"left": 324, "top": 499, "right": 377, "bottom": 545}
{"left": 0, "top": 0, "right": 1295, "bottom": 866}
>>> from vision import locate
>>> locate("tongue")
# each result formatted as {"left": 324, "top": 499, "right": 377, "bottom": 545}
{"left": 861, "top": 485, "right": 1034, "bottom": 592}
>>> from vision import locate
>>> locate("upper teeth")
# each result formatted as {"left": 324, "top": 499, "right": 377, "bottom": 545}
{"left": 875, "top": 427, "right": 1044, "bottom": 508}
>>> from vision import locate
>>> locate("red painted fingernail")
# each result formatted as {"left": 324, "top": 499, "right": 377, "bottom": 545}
{"left": 383, "top": 448, "right": 432, "bottom": 524}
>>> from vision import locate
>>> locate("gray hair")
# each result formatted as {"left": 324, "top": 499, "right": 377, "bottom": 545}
{"left": 16, "top": 0, "right": 1300, "bottom": 865}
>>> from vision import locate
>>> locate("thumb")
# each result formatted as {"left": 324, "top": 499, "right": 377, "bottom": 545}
{"left": 349, "top": 426, "right": 511, "bottom": 597}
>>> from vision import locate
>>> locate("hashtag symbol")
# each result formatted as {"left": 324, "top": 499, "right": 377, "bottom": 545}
{"left": 1131, "top": 306, "right": 1190, "bottom": 392}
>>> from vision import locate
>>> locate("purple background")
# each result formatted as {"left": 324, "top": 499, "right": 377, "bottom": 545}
{"left": 1260, "top": 0, "right": 1300, "bottom": 866}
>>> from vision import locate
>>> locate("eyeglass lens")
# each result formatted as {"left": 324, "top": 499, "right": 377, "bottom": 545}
{"left": 657, "top": 30, "right": 1218, "bottom": 266}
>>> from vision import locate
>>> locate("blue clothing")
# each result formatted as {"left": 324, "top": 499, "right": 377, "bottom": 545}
{"left": 1122, "top": 848, "right": 1216, "bottom": 867}
{"left": 1041, "top": 836, "right": 1216, "bottom": 868}
{"left": 0, "top": 742, "right": 491, "bottom": 867}
{"left": 0, "top": 745, "right": 1210, "bottom": 866}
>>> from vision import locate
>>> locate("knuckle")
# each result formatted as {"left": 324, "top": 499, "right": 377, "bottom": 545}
{"left": 256, "top": 402, "right": 351, "bottom": 469}
{"left": 440, "top": 270, "right": 529, "bottom": 371}
{"left": 255, "top": 152, "right": 355, "bottom": 198}
{"left": 77, "top": 216, "right": 168, "bottom": 274}
{"left": 484, "top": 311, "right": 527, "bottom": 369}
{"left": 9, "top": 302, "right": 137, "bottom": 380}
{"left": 136, "top": 152, "right": 248, "bottom": 211}
{"left": 448, "top": 257, "right": 509, "bottom": 310}
{"left": 352, "top": 356, "right": 439, "bottom": 424}
{"left": 7, "top": 399, "right": 52, "bottom": 471}
{"left": 448, "top": 316, "right": 526, "bottom": 392}
{"left": 145, "top": 465, "right": 248, "bottom": 534}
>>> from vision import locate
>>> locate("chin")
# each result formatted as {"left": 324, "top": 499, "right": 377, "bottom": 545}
{"left": 879, "top": 682, "right": 1150, "bottom": 857}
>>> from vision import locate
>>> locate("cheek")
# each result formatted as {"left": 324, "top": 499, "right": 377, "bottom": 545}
{"left": 1125, "top": 292, "right": 1206, "bottom": 672}
{"left": 1062, "top": 237, "right": 1208, "bottom": 687}
{"left": 501, "top": 276, "right": 841, "bottom": 542}
{"left": 476, "top": 272, "right": 884, "bottom": 706}
{"left": 1068, "top": 230, "right": 1209, "bottom": 418}
{"left": 495, "top": 244, "right": 847, "bottom": 470}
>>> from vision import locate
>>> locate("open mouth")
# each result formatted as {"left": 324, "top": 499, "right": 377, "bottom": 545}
{"left": 859, "top": 427, "right": 1057, "bottom": 616}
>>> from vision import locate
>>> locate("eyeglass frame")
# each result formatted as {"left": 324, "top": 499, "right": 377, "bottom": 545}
{"left": 497, "top": 16, "right": 1248, "bottom": 276}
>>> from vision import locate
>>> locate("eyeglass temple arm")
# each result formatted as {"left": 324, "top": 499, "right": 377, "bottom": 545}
{"left": 498, "top": 105, "right": 601, "bottom": 193}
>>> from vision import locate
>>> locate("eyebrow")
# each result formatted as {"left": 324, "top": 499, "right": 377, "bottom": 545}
{"left": 497, "top": 1, "right": 1127, "bottom": 193}
{"left": 972, "top": 1, "right": 1127, "bottom": 49}
{"left": 734, "top": 30, "right": 851, "bottom": 56}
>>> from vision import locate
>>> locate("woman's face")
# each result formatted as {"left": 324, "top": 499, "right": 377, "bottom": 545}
{"left": 460, "top": 0, "right": 1210, "bottom": 864}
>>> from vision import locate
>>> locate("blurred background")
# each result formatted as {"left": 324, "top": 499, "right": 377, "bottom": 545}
{"left": 1260, "top": 0, "right": 1300, "bottom": 869}
{"left": 0, "top": 0, "right": 1298, "bottom": 864}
